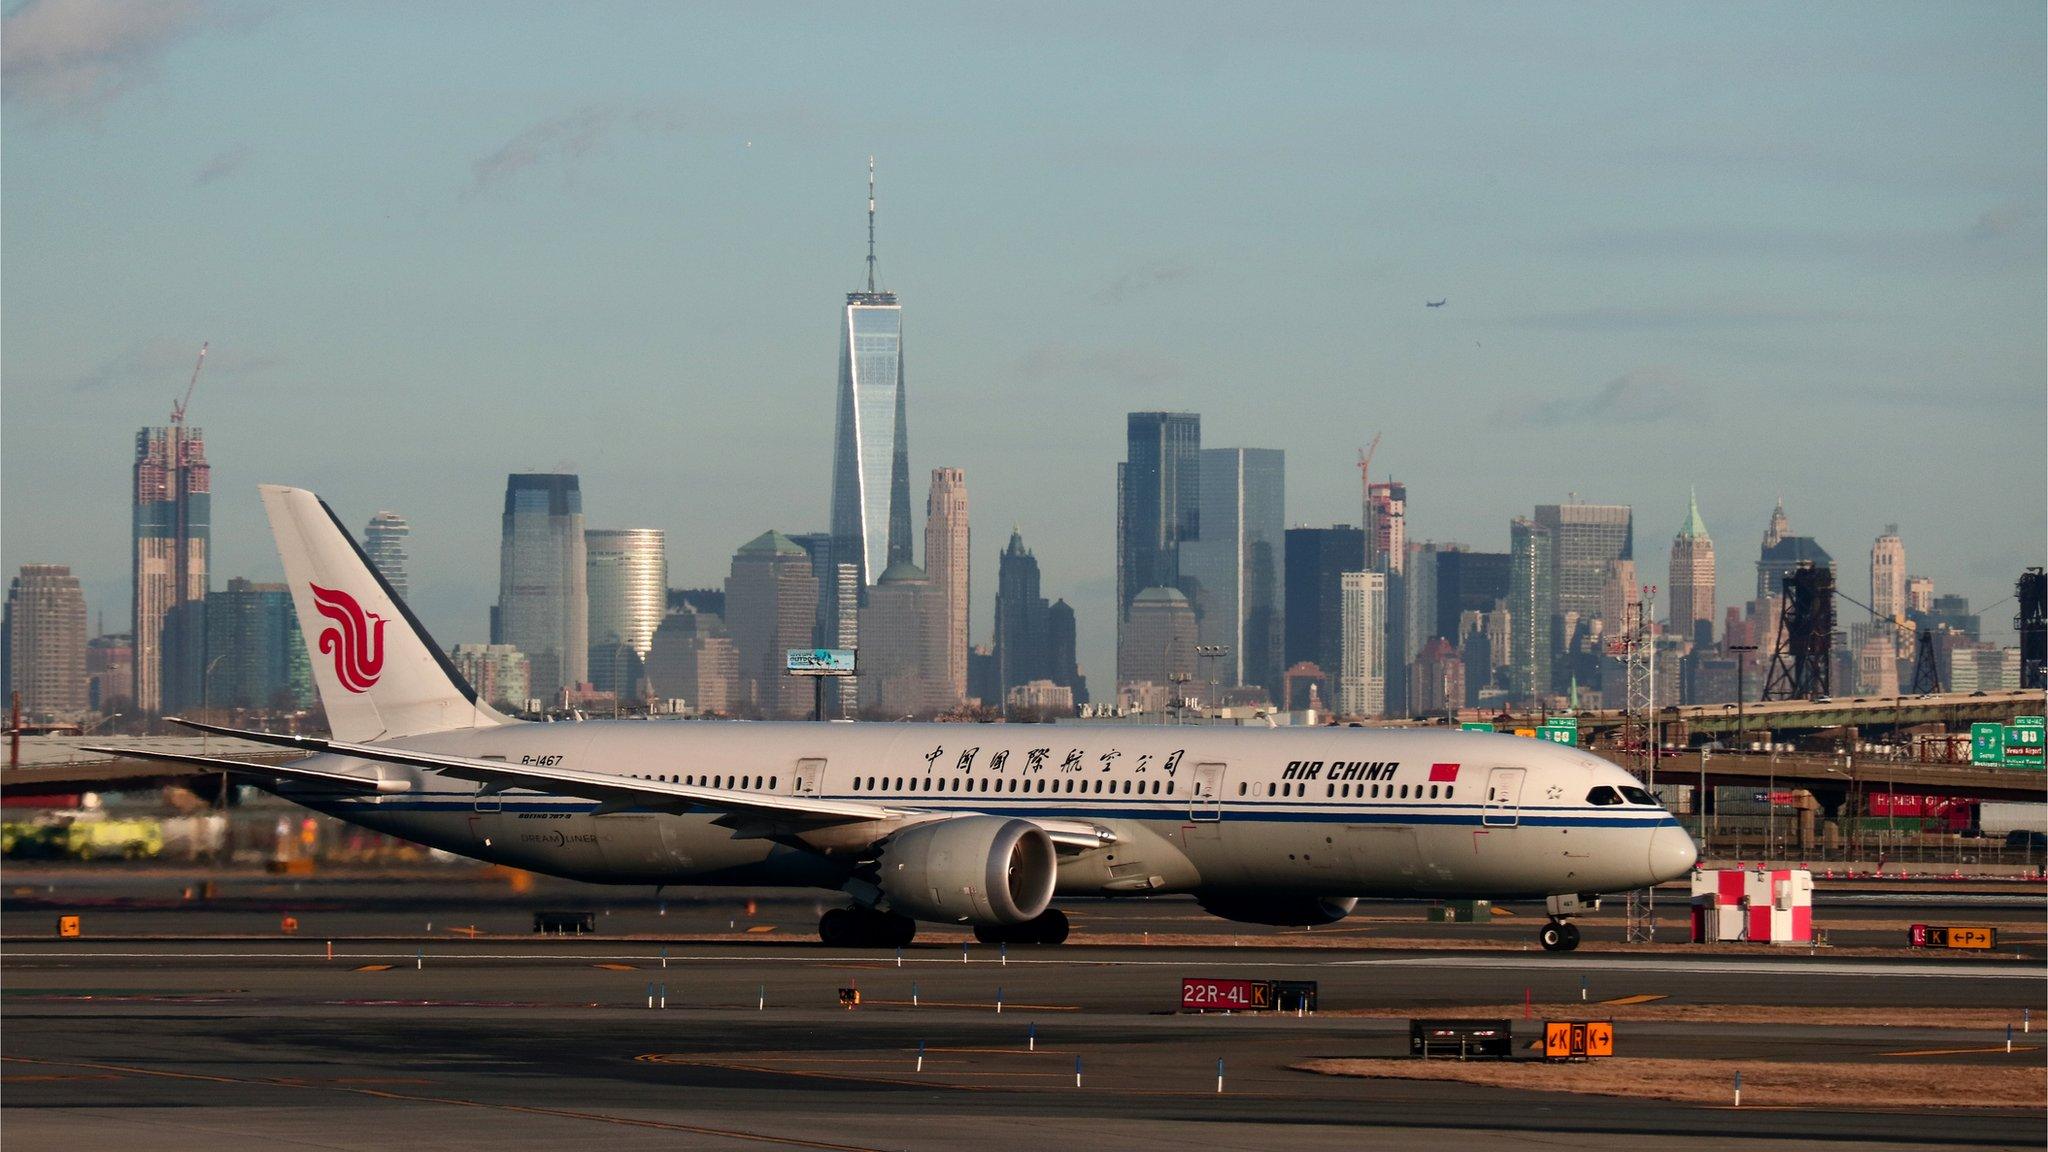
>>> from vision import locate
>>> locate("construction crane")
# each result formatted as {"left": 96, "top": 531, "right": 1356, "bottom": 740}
{"left": 170, "top": 342, "right": 208, "bottom": 426}
{"left": 1356, "top": 432, "right": 1381, "bottom": 489}
{"left": 1356, "top": 432, "right": 1381, "bottom": 523}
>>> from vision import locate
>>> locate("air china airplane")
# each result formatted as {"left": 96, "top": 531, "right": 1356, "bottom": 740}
{"left": 100, "top": 486, "right": 1697, "bottom": 952}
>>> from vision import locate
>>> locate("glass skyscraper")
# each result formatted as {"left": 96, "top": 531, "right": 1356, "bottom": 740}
{"left": 494, "top": 473, "right": 588, "bottom": 699}
{"left": 1283, "top": 524, "right": 1365, "bottom": 679}
{"left": 1180, "top": 447, "right": 1284, "bottom": 699}
{"left": 364, "top": 511, "right": 410, "bottom": 602}
{"left": 1116, "top": 411, "right": 1201, "bottom": 616}
{"left": 1509, "top": 517, "right": 1554, "bottom": 701}
{"left": 829, "top": 292, "right": 909, "bottom": 588}
{"left": 829, "top": 164, "right": 911, "bottom": 592}
{"left": 586, "top": 528, "right": 667, "bottom": 698}
{"left": 1534, "top": 502, "right": 1633, "bottom": 625}
{"left": 203, "top": 578, "right": 310, "bottom": 711}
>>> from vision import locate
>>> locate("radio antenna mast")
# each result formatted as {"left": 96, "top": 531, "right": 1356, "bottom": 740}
{"left": 865, "top": 156, "right": 878, "bottom": 293}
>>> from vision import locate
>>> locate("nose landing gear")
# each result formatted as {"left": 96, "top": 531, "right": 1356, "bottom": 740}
{"left": 1538, "top": 918, "right": 1581, "bottom": 951}
{"left": 1539, "top": 892, "right": 1594, "bottom": 952}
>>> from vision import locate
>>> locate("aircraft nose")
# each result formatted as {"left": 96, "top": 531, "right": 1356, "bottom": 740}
{"left": 1648, "top": 824, "right": 1699, "bottom": 883}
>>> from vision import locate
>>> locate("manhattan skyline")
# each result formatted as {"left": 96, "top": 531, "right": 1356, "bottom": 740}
{"left": 3, "top": 3, "right": 2042, "bottom": 689}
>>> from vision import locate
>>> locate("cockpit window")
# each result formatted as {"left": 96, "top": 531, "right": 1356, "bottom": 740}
{"left": 1618, "top": 786, "right": 1657, "bottom": 805}
{"left": 1586, "top": 786, "right": 1624, "bottom": 806}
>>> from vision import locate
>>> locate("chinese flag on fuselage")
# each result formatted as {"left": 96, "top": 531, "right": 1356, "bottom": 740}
{"left": 1429, "top": 763, "right": 1460, "bottom": 782}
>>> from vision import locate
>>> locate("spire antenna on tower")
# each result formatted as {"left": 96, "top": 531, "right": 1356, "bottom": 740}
{"left": 865, "top": 155, "right": 877, "bottom": 293}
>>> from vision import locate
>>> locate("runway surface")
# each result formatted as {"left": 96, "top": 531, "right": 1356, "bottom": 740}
{"left": 6, "top": 864, "right": 2043, "bottom": 954}
{"left": 5, "top": 868, "right": 2044, "bottom": 1150}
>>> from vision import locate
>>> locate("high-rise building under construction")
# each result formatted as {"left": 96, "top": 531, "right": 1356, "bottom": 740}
{"left": 132, "top": 424, "right": 210, "bottom": 713}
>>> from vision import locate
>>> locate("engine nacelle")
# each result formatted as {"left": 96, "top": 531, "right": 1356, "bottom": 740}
{"left": 877, "top": 816, "right": 1057, "bottom": 925}
{"left": 1197, "top": 892, "right": 1357, "bottom": 927}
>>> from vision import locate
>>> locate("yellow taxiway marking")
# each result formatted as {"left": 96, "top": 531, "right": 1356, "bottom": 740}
{"left": 1601, "top": 994, "right": 1669, "bottom": 1006}
{"left": 1, "top": 1055, "right": 894, "bottom": 1151}
{"left": 744, "top": 925, "right": 776, "bottom": 934}
{"left": 591, "top": 962, "right": 638, "bottom": 971}
{"left": 352, "top": 964, "right": 394, "bottom": 972}
{"left": 1880, "top": 1045, "right": 2043, "bottom": 1057}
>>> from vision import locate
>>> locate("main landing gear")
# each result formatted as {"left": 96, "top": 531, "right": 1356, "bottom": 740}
{"left": 818, "top": 906, "right": 917, "bottom": 948}
{"left": 972, "top": 908, "right": 1070, "bottom": 946}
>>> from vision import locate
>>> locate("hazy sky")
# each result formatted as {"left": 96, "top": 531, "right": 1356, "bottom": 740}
{"left": 4, "top": 2, "right": 2043, "bottom": 686}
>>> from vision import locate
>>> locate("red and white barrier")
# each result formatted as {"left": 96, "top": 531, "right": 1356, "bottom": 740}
{"left": 1689, "top": 868, "right": 1814, "bottom": 944}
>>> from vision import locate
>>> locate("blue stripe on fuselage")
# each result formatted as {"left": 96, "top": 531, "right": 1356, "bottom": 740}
{"left": 301, "top": 794, "right": 1680, "bottom": 829}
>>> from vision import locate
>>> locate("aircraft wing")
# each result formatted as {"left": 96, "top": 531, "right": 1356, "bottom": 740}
{"left": 80, "top": 745, "right": 414, "bottom": 794}
{"left": 159, "top": 718, "right": 1117, "bottom": 849}
{"left": 163, "top": 718, "right": 894, "bottom": 823}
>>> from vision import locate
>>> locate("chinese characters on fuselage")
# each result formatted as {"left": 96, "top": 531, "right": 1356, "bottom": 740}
{"left": 920, "top": 745, "right": 1188, "bottom": 777}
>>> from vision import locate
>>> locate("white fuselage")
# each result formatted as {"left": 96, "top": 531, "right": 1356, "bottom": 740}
{"left": 275, "top": 721, "right": 1695, "bottom": 902}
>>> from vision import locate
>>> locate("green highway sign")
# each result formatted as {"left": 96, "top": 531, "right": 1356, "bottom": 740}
{"left": 2003, "top": 717, "right": 2043, "bottom": 768}
{"left": 1460, "top": 722, "right": 1495, "bottom": 733}
{"left": 1537, "top": 726, "right": 1577, "bottom": 745}
{"left": 1545, "top": 716, "right": 1580, "bottom": 732}
{"left": 1971, "top": 722, "right": 2005, "bottom": 767}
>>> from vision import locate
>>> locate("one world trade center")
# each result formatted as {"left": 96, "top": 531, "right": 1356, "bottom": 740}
{"left": 829, "top": 158, "right": 911, "bottom": 591}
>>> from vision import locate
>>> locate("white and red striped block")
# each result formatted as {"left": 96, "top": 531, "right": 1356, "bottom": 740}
{"left": 1689, "top": 868, "right": 1813, "bottom": 944}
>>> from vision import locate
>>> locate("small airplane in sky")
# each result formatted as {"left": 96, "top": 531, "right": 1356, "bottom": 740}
{"left": 1426, "top": 298, "right": 1447, "bottom": 308}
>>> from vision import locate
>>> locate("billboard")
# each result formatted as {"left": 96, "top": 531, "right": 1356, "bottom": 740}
{"left": 786, "top": 648, "right": 857, "bottom": 676}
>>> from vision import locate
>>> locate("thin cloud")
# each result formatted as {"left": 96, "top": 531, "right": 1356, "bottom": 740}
{"left": 193, "top": 144, "right": 251, "bottom": 186}
{"left": 1, "top": 0, "right": 218, "bottom": 123}
{"left": 1095, "top": 258, "right": 1195, "bottom": 304}
{"left": 1506, "top": 303, "right": 1846, "bottom": 333}
{"left": 1513, "top": 368, "right": 1692, "bottom": 429}
{"left": 1970, "top": 197, "right": 2045, "bottom": 241}
{"left": 62, "top": 338, "right": 281, "bottom": 397}
{"left": 1017, "top": 343, "right": 1178, "bottom": 387}
{"left": 1556, "top": 200, "right": 2045, "bottom": 266}
{"left": 462, "top": 97, "right": 854, "bottom": 201}
{"left": 465, "top": 106, "right": 621, "bottom": 200}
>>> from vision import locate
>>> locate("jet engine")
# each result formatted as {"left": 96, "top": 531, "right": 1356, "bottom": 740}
{"left": 876, "top": 816, "right": 1057, "bottom": 925}
{"left": 1196, "top": 892, "right": 1357, "bottom": 927}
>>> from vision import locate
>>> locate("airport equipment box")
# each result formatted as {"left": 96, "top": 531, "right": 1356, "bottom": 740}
{"left": 1689, "top": 868, "right": 1813, "bottom": 944}
{"left": 1409, "top": 1019, "right": 1513, "bottom": 1059}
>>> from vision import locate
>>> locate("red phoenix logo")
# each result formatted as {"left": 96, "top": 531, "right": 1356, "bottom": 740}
{"left": 310, "top": 583, "right": 386, "bottom": 693}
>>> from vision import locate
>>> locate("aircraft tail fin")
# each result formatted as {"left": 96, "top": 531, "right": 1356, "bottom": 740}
{"left": 261, "top": 484, "right": 513, "bottom": 741}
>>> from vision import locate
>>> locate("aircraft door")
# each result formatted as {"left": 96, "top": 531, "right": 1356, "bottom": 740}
{"left": 1483, "top": 767, "right": 1525, "bottom": 827}
{"left": 1189, "top": 762, "right": 1226, "bottom": 821}
{"left": 791, "top": 758, "right": 826, "bottom": 795}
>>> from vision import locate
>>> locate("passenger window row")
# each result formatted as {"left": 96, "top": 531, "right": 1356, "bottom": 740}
{"left": 1232, "top": 781, "right": 1455, "bottom": 801}
{"left": 631, "top": 773, "right": 775, "bottom": 790}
